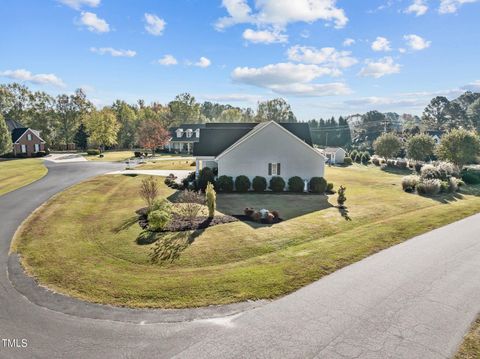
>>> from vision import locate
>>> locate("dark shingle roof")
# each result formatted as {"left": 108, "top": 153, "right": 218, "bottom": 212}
{"left": 193, "top": 122, "right": 313, "bottom": 157}
{"left": 5, "top": 119, "right": 24, "bottom": 132}
{"left": 11, "top": 128, "right": 28, "bottom": 142}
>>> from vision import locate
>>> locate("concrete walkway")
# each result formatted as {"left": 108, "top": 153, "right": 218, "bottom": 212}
{"left": 0, "top": 161, "right": 478, "bottom": 358}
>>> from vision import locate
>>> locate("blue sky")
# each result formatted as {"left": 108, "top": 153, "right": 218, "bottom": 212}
{"left": 1, "top": 0, "right": 479, "bottom": 121}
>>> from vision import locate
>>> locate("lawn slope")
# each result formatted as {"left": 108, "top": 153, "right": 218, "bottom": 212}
{"left": 12, "top": 165, "right": 480, "bottom": 308}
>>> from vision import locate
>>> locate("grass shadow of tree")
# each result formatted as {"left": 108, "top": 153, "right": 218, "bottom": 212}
{"left": 113, "top": 215, "right": 139, "bottom": 233}
{"left": 149, "top": 227, "right": 205, "bottom": 263}
{"left": 337, "top": 206, "right": 351, "bottom": 221}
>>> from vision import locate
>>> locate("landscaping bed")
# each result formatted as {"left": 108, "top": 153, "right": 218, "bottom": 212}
{"left": 11, "top": 167, "right": 480, "bottom": 308}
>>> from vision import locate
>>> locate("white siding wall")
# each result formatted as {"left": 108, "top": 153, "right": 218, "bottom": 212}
{"left": 217, "top": 123, "right": 325, "bottom": 182}
{"left": 335, "top": 149, "right": 346, "bottom": 164}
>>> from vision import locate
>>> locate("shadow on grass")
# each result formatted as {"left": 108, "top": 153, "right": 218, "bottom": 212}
{"left": 380, "top": 166, "right": 415, "bottom": 176}
{"left": 149, "top": 228, "right": 205, "bottom": 263}
{"left": 337, "top": 206, "right": 351, "bottom": 221}
{"left": 113, "top": 215, "right": 139, "bottom": 233}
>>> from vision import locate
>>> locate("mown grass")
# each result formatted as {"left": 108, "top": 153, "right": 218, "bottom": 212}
{"left": 12, "top": 165, "right": 480, "bottom": 308}
{"left": 136, "top": 159, "right": 195, "bottom": 170}
{"left": 0, "top": 159, "right": 47, "bottom": 196}
{"left": 83, "top": 151, "right": 135, "bottom": 162}
{"left": 455, "top": 316, "right": 480, "bottom": 359}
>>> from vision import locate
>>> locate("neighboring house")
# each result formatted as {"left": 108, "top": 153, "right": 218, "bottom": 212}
{"left": 6, "top": 119, "right": 46, "bottom": 157}
{"left": 320, "top": 147, "right": 347, "bottom": 164}
{"left": 193, "top": 121, "right": 325, "bottom": 185}
{"left": 426, "top": 130, "right": 444, "bottom": 144}
{"left": 166, "top": 124, "right": 206, "bottom": 154}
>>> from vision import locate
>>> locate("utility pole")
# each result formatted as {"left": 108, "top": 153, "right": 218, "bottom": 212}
{"left": 325, "top": 131, "right": 329, "bottom": 146}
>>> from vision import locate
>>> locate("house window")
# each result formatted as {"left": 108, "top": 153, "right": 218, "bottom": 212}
{"left": 21, "top": 144, "right": 27, "bottom": 153}
{"left": 268, "top": 163, "right": 281, "bottom": 176}
{"left": 195, "top": 128, "right": 200, "bottom": 138}
{"left": 186, "top": 129, "right": 192, "bottom": 138}
{"left": 34, "top": 144, "right": 40, "bottom": 152}
{"left": 176, "top": 129, "right": 183, "bottom": 138}
{"left": 27, "top": 133, "right": 32, "bottom": 141}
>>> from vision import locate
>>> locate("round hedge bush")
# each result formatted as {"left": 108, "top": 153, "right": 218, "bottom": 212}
{"left": 235, "top": 175, "right": 251, "bottom": 192}
{"left": 288, "top": 176, "right": 304, "bottom": 192}
{"left": 147, "top": 209, "right": 171, "bottom": 231}
{"left": 252, "top": 176, "right": 267, "bottom": 192}
{"left": 343, "top": 157, "right": 353, "bottom": 165}
{"left": 269, "top": 176, "right": 285, "bottom": 192}
{"left": 216, "top": 175, "right": 234, "bottom": 192}
{"left": 309, "top": 177, "right": 327, "bottom": 193}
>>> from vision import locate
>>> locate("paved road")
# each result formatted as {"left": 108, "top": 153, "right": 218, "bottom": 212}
{"left": 0, "top": 161, "right": 479, "bottom": 358}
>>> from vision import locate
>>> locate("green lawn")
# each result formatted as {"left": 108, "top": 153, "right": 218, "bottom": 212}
{"left": 455, "top": 317, "right": 480, "bottom": 359}
{"left": 136, "top": 159, "right": 195, "bottom": 170}
{"left": 83, "top": 150, "right": 135, "bottom": 162}
{"left": 12, "top": 165, "right": 480, "bottom": 308}
{"left": 0, "top": 159, "right": 48, "bottom": 196}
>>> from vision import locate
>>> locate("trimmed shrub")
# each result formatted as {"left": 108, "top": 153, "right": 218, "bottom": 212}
{"left": 134, "top": 151, "right": 142, "bottom": 157}
{"left": 343, "top": 157, "right": 353, "bottom": 165}
{"left": 371, "top": 157, "right": 381, "bottom": 166}
{"left": 462, "top": 171, "right": 480, "bottom": 184}
{"left": 266, "top": 212, "right": 275, "bottom": 224}
{"left": 206, "top": 182, "right": 216, "bottom": 218}
{"left": 349, "top": 150, "right": 359, "bottom": 161}
{"left": 197, "top": 167, "right": 215, "bottom": 192}
{"left": 401, "top": 175, "right": 419, "bottom": 192}
{"left": 244, "top": 207, "right": 254, "bottom": 217}
{"left": 148, "top": 209, "right": 171, "bottom": 231}
{"left": 269, "top": 176, "right": 286, "bottom": 192}
{"left": 288, "top": 176, "right": 304, "bottom": 192}
{"left": 417, "top": 179, "right": 441, "bottom": 196}
{"left": 436, "top": 162, "right": 460, "bottom": 180}
{"left": 86, "top": 149, "right": 100, "bottom": 156}
{"left": 271, "top": 210, "right": 280, "bottom": 219}
{"left": 337, "top": 185, "right": 347, "bottom": 207}
{"left": 440, "top": 181, "right": 449, "bottom": 193}
{"left": 252, "top": 176, "right": 267, "bottom": 192}
{"left": 448, "top": 177, "right": 460, "bottom": 192}
{"left": 386, "top": 159, "right": 395, "bottom": 167}
{"left": 235, "top": 175, "right": 251, "bottom": 192}
{"left": 182, "top": 171, "right": 196, "bottom": 189}
{"left": 252, "top": 211, "right": 262, "bottom": 222}
{"left": 414, "top": 162, "right": 423, "bottom": 173}
{"left": 309, "top": 177, "right": 327, "bottom": 193}
{"left": 216, "top": 175, "right": 234, "bottom": 192}
{"left": 326, "top": 182, "right": 334, "bottom": 193}
{"left": 420, "top": 164, "right": 442, "bottom": 180}
{"left": 360, "top": 152, "right": 370, "bottom": 164}
{"left": 34, "top": 151, "right": 46, "bottom": 157}
{"left": 396, "top": 159, "right": 408, "bottom": 169}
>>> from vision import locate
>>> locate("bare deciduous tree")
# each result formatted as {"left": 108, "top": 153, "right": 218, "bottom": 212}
{"left": 139, "top": 176, "right": 159, "bottom": 208}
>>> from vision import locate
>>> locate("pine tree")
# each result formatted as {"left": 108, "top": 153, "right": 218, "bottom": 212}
{"left": 0, "top": 114, "right": 13, "bottom": 156}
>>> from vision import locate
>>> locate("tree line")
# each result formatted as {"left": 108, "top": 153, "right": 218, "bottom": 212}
{"left": 0, "top": 83, "right": 298, "bottom": 152}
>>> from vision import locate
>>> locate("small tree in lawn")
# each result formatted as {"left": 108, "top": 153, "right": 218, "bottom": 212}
{"left": 139, "top": 176, "right": 159, "bottom": 209}
{"left": 137, "top": 119, "right": 170, "bottom": 157}
{"left": 337, "top": 185, "right": 347, "bottom": 208}
{"left": 406, "top": 134, "right": 436, "bottom": 162}
{"left": 373, "top": 133, "right": 402, "bottom": 159}
{"left": 436, "top": 129, "right": 480, "bottom": 169}
{"left": 84, "top": 109, "right": 120, "bottom": 153}
{"left": 206, "top": 182, "right": 216, "bottom": 219}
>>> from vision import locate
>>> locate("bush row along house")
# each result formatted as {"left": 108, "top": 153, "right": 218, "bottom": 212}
{"left": 5, "top": 119, "right": 46, "bottom": 157}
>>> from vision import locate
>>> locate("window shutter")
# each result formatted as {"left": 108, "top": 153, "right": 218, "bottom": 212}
{"left": 268, "top": 163, "right": 272, "bottom": 175}
{"left": 277, "top": 163, "right": 281, "bottom": 175}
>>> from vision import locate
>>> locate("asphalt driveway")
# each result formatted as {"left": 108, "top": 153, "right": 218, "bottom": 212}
{"left": 0, "top": 160, "right": 479, "bottom": 358}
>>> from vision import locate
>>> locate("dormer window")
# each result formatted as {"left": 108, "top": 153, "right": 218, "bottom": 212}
{"left": 176, "top": 129, "right": 184, "bottom": 138}
{"left": 195, "top": 128, "right": 200, "bottom": 138}
{"left": 186, "top": 129, "right": 193, "bottom": 138}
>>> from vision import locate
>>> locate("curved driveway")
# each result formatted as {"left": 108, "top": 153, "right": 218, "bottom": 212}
{"left": 0, "top": 161, "right": 479, "bottom": 358}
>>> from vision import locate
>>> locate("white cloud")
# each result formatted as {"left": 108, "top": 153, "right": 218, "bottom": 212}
{"left": 461, "top": 80, "right": 480, "bottom": 91}
{"left": 404, "top": 34, "right": 431, "bottom": 50}
{"left": 231, "top": 62, "right": 350, "bottom": 96}
{"left": 195, "top": 57, "right": 211, "bottom": 68}
{"left": 439, "top": 0, "right": 479, "bottom": 14}
{"left": 343, "top": 38, "right": 355, "bottom": 47}
{"left": 79, "top": 11, "right": 109, "bottom": 32}
{"left": 144, "top": 13, "right": 166, "bottom": 36}
{"left": 359, "top": 57, "right": 401, "bottom": 78}
{"left": 287, "top": 45, "right": 357, "bottom": 68}
{"left": 158, "top": 54, "right": 178, "bottom": 66}
{"left": 0, "top": 69, "right": 66, "bottom": 87}
{"left": 90, "top": 47, "right": 136, "bottom": 57}
{"left": 242, "top": 28, "right": 288, "bottom": 44}
{"left": 57, "top": 0, "right": 100, "bottom": 10}
{"left": 343, "top": 96, "right": 424, "bottom": 108}
{"left": 202, "top": 93, "right": 263, "bottom": 103}
{"left": 216, "top": 0, "right": 348, "bottom": 30}
{"left": 405, "top": 0, "right": 428, "bottom": 16}
{"left": 371, "top": 36, "right": 391, "bottom": 52}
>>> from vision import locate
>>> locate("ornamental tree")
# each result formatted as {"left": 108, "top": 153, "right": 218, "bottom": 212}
{"left": 373, "top": 133, "right": 402, "bottom": 159}
{"left": 406, "top": 134, "right": 436, "bottom": 162}
{"left": 436, "top": 129, "right": 480, "bottom": 168}
{"left": 137, "top": 119, "right": 170, "bottom": 156}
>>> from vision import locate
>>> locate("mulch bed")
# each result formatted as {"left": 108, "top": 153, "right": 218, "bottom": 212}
{"left": 232, "top": 214, "right": 283, "bottom": 225}
{"left": 137, "top": 209, "right": 238, "bottom": 232}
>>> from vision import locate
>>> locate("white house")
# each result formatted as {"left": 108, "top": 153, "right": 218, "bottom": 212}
{"left": 193, "top": 121, "right": 325, "bottom": 183}
{"left": 166, "top": 124, "right": 205, "bottom": 154}
{"left": 321, "top": 147, "right": 347, "bottom": 164}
